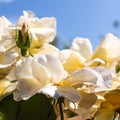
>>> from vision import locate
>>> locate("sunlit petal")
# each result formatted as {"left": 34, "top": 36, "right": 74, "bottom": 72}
{"left": 60, "top": 67, "right": 104, "bottom": 88}
{"left": 91, "top": 33, "right": 120, "bottom": 66}
{"left": 34, "top": 54, "right": 66, "bottom": 83}
{"left": 29, "top": 27, "right": 56, "bottom": 48}
{"left": 0, "top": 79, "right": 16, "bottom": 97}
{"left": 70, "top": 37, "right": 93, "bottom": 60}
{"left": 16, "top": 10, "right": 37, "bottom": 27}
{"left": 14, "top": 57, "right": 45, "bottom": 101}
{"left": 0, "top": 16, "right": 12, "bottom": 28}
{"left": 17, "top": 11, "right": 56, "bottom": 30}
{"left": 13, "top": 77, "right": 42, "bottom": 101}
{"left": 84, "top": 58, "right": 105, "bottom": 66}
{"left": 32, "top": 56, "right": 50, "bottom": 85}
{"left": 16, "top": 11, "right": 56, "bottom": 45}
{"left": 0, "top": 26, "right": 16, "bottom": 52}
{"left": 29, "top": 43, "right": 59, "bottom": 56}
{"left": 15, "top": 57, "right": 33, "bottom": 79}
{"left": 59, "top": 49, "right": 85, "bottom": 74}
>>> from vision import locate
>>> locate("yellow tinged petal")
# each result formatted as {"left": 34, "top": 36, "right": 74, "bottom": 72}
{"left": 29, "top": 43, "right": 59, "bottom": 56}
{"left": 0, "top": 80, "right": 10, "bottom": 96}
{"left": 29, "top": 38, "right": 45, "bottom": 55}
{"left": 14, "top": 77, "right": 42, "bottom": 101}
{"left": 63, "top": 52, "right": 84, "bottom": 74}
{"left": 91, "top": 33, "right": 120, "bottom": 66}
{"left": 104, "top": 89, "right": 120, "bottom": 105}
{"left": 0, "top": 79, "right": 16, "bottom": 97}
{"left": 78, "top": 90, "right": 97, "bottom": 109}
{"left": 94, "top": 101, "right": 115, "bottom": 120}
{"left": 0, "top": 52, "right": 18, "bottom": 79}
{"left": 60, "top": 77, "right": 83, "bottom": 87}
{"left": 60, "top": 67, "right": 104, "bottom": 89}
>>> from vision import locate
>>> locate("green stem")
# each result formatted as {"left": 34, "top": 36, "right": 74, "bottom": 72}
{"left": 15, "top": 101, "right": 21, "bottom": 120}
{"left": 58, "top": 97, "right": 64, "bottom": 120}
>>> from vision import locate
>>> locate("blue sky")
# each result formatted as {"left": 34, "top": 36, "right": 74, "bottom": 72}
{"left": 0, "top": 0, "right": 120, "bottom": 49}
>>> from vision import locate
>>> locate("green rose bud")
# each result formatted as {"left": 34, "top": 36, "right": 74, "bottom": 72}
{"left": 16, "top": 23, "right": 32, "bottom": 57}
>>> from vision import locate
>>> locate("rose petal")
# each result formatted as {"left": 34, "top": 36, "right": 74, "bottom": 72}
{"left": 71, "top": 37, "right": 93, "bottom": 60}
{"left": 0, "top": 79, "right": 16, "bottom": 97}
{"left": 13, "top": 77, "right": 42, "bottom": 101}
{"left": 14, "top": 56, "right": 49, "bottom": 101}
{"left": 91, "top": 33, "right": 120, "bottom": 66}
{"left": 34, "top": 54, "right": 66, "bottom": 83}
{"left": 0, "top": 16, "right": 12, "bottom": 28}
{"left": 78, "top": 90, "right": 97, "bottom": 109}
{"left": 40, "top": 84, "right": 81, "bottom": 102}
{"left": 15, "top": 57, "right": 33, "bottom": 79}
{"left": 93, "top": 66, "right": 112, "bottom": 88}
{"left": 32, "top": 56, "right": 50, "bottom": 85}
{"left": 0, "top": 52, "right": 18, "bottom": 79}
{"left": 60, "top": 67, "right": 110, "bottom": 92}
{"left": 60, "top": 68, "right": 104, "bottom": 87}
{"left": 104, "top": 89, "right": 120, "bottom": 105}
{"left": 16, "top": 11, "right": 56, "bottom": 43}
{"left": 59, "top": 49, "right": 85, "bottom": 74}
{"left": 30, "top": 27, "right": 56, "bottom": 44}
{"left": 94, "top": 101, "right": 115, "bottom": 120}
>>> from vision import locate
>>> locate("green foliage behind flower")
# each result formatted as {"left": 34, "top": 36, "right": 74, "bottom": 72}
{"left": 0, "top": 94, "right": 56, "bottom": 120}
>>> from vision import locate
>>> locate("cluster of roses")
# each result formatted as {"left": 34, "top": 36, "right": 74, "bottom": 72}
{"left": 0, "top": 11, "right": 120, "bottom": 120}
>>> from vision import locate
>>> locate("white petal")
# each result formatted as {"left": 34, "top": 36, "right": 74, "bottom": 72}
{"left": 13, "top": 77, "right": 42, "bottom": 101}
{"left": 40, "top": 84, "right": 81, "bottom": 102}
{"left": 0, "top": 27, "right": 16, "bottom": 52}
{"left": 30, "top": 28, "right": 56, "bottom": 43}
{"left": 92, "top": 33, "right": 120, "bottom": 66}
{"left": 84, "top": 58, "right": 105, "bottom": 66}
{"left": 32, "top": 57, "right": 50, "bottom": 85}
{"left": 93, "top": 66, "right": 112, "bottom": 88}
{"left": 15, "top": 57, "right": 33, "bottom": 79}
{"left": 59, "top": 49, "right": 86, "bottom": 63}
{"left": 0, "top": 16, "right": 12, "bottom": 28}
{"left": 16, "top": 11, "right": 37, "bottom": 27}
{"left": 16, "top": 11, "right": 56, "bottom": 31}
{"left": 14, "top": 56, "right": 47, "bottom": 101}
{"left": 23, "top": 10, "right": 35, "bottom": 18}
{"left": 70, "top": 68, "right": 104, "bottom": 85}
{"left": 38, "top": 17, "right": 56, "bottom": 29}
{"left": 34, "top": 54, "right": 66, "bottom": 83}
{"left": 0, "top": 52, "right": 18, "bottom": 79}
{"left": 0, "top": 52, "right": 18, "bottom": 67}
{"left": 61, "top": 67, "right": 107, "bottom": 91}
{"left": 37, "top": 43, "right": 59, "bottom": 56}
{"left": 71, "top": 37, "right": 93, "bottom": 60}
{"left": 16, "top": 10, "right": 56, "bottom": 43}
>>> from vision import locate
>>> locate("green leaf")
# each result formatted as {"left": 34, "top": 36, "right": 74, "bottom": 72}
{"left": 0, "top": 94, "right": 56, "bottom": 120}
{"left": 0, "top": 111, "right": 6, "bottom": 120}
